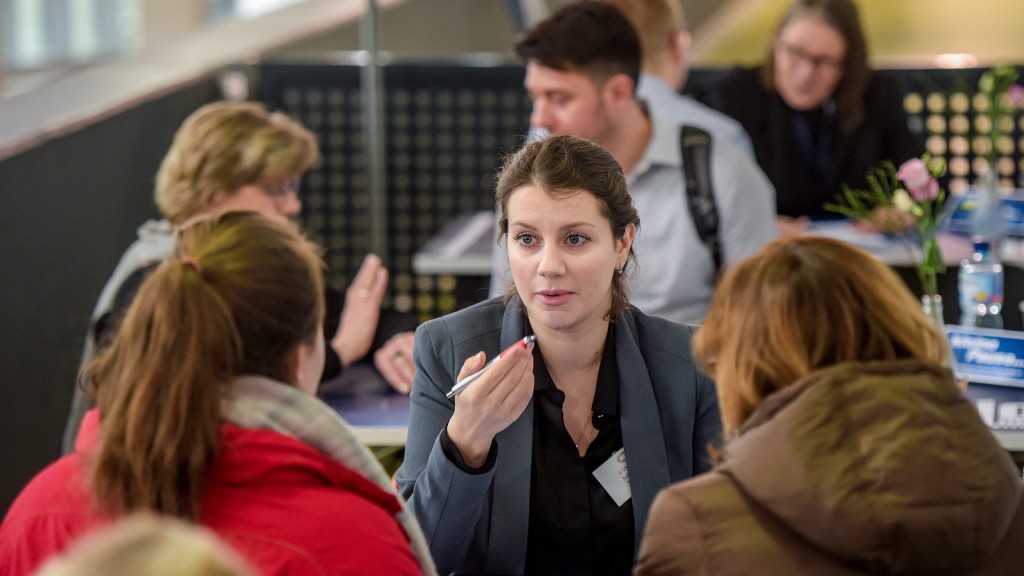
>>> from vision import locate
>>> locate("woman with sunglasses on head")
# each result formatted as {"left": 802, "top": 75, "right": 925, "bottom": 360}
{"left": 0, "top": 212, "right": 433, "bottom": 575}
{"left": 63, "top": 101, "right": 418, "bottom": 454}
{"left": 699, "top": 0, "right": 922, "bottom": 235}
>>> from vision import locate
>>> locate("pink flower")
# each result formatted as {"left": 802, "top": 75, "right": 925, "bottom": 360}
{"left": 1008, "top": 84, "right": 1024, "bottom": 108}
{"left": 897, "top": 158, "right": 939, "bottom": 201}
{"left": 913, "top": 179, "right": 940, "bottom": 202}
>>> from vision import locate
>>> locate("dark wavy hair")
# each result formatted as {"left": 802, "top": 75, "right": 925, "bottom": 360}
{"left": 514, "top": 0, "right": 641, "bottom": 90}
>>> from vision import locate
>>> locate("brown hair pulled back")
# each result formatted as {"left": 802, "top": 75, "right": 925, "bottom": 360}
{"left": 496, "top": 134, "right": 640, "bottom": 320}
{"left": 87, "top": 211, "right": 324, "bottom": 519}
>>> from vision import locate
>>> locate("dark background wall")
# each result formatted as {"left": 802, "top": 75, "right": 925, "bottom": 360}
{"left": 0, "top": 79, "right": 222, "bottom": 512}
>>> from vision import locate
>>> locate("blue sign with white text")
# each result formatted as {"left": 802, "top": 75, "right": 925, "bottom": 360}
{"left": 947, "top": 327, "right": 1024, "bottom": 433}
{"left": 941, "top": 191, "right": 1024, "bottom": 237}
{"left": 947, "top": 326, "right": 1024, "bottom": 387}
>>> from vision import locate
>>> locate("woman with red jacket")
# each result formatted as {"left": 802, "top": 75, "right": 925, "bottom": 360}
{"left": 0, "top": 212, "right": 433, "bottom": 576}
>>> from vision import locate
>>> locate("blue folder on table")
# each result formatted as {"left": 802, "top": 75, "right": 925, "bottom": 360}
{"left": 940, "top": 190, "right": 1024, "bottom": 238}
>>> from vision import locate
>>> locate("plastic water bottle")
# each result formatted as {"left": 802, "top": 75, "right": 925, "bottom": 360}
{"left": 958, "top": 240, "right": 1004, "bottom": 328}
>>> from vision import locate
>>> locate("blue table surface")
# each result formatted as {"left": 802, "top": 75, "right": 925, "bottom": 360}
{"left": 316, "top": 338, "right": 1024, "bottom": 448}
{"left": 325, "top": 393, "right": 411, "bottom": 427}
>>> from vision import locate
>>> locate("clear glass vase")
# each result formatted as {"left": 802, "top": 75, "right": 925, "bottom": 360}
{"left": 923, "top": 293, "right": 960, "bottom": 381}
{"left": 970, "top": 167, "right": 1005, "bottom": 245}
{"left": 921, "top": 293, "right": 945, "bottom": 332}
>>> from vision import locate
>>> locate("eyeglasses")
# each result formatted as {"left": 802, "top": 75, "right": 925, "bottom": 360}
{"left": 257, "top": 177, "right": 301, "bottom": 200}
{"left": 776, "top": 40, "right": 844, "bottom": 72}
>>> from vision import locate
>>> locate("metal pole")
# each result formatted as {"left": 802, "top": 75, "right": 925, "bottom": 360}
{"left": 0, "top": 4, "right": 7, "bottom": 94}
{"left": 360, "top": 0, "right": 387, "bottom": 258}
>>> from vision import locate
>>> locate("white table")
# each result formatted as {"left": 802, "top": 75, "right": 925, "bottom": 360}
{"left": 413, "top": 210, "right": 495, "bottom": 276}
{"left": 802, "top": 220, "right": 976, "bottom": 265}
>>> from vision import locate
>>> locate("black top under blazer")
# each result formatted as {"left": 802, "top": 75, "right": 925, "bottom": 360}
{"left": 699, "top": 66, "right": 924, "bottom": 219}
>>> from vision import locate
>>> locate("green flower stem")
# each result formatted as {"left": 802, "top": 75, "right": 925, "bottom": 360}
{"left": 980, "top": 64, "right": 1020, "bottom": 171}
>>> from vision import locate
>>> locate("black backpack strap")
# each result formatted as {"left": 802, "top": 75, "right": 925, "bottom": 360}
{"left": 679, "top": 125, "right": 723, "bottom": 279}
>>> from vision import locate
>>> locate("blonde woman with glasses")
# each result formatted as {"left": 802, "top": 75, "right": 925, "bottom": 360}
{"left": 63, "top": 101, "right": 418, "bottom": 453}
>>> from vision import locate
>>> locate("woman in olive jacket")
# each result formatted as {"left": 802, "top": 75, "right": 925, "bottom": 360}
{"left": 636, "top": 236, "right": 1024, "bottom": 575}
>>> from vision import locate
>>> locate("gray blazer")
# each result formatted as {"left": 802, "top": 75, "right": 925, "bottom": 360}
{"left": 395, "top": 297, "right": 720, "bottom": 576}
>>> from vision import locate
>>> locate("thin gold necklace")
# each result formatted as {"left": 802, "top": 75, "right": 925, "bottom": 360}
{"left": 574, "top": 414, "right": 594, "bottom": 449}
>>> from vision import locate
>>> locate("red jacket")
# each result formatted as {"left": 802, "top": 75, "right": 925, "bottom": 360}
{"left": 0, "top": 411, "right": 420, "bottom": 576}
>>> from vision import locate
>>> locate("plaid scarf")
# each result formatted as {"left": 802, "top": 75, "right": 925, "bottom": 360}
{"left": 221, "top": 375, "right": 436, "bottom": 575}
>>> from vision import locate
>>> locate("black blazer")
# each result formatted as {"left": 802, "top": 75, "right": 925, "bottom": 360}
{"left": 699, "top": 66, "right": 923, "bottom": 219}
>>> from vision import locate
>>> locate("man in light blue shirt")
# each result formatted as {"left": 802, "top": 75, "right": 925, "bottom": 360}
{"left": 490, "top": 1, "right": 776, "bottom": 324}
{"left": 610, "top": 0, "right": 755, "bottom": 160}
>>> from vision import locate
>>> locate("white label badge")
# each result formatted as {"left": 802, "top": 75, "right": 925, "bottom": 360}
{"left": 593, "top": 447, "right": 631, "bottom": 506}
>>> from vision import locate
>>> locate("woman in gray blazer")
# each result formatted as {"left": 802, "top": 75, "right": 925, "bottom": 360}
{"left": 395, "top": 134, "right": 721, "bottom": 576}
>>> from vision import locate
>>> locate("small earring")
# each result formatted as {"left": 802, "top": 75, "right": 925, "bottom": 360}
{"left": 615, "top": 266, "right": 624, "bottom": 275}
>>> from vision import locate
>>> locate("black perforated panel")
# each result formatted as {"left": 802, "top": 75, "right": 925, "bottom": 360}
{"left": 262, "top": 63, "right": 1023, "bottom": 323}
{"left": 258, "top": 59, "right": 531, "bottom": 321}
{"left": 899, "top": 67, "right": 1024, "bottom": 195}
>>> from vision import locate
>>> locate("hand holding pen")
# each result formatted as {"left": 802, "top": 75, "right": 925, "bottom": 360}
{"left": 445, "top": 335, "right": 536, "bottom": 468}
{"left": 447, "top": 335, "right": 537, "bottom": 398}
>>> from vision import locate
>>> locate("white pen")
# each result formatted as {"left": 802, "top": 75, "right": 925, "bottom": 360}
{"left": 447, "top": 335, "right": 537, "bottom": 399}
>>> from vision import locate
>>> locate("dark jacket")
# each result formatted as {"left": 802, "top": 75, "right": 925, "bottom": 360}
{"left": 637, "top": 360, "right": 1024, "bottom": 575}
{"left": 395, "top": 297, "right": 721, "bottom": 576}
{"left": 699, "top": 66, "right": 923, "bottom": 219}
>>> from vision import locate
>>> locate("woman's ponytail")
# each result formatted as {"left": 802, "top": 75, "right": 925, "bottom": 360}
{"left": 87, "top": 212, "right": 324, "bottom": 520}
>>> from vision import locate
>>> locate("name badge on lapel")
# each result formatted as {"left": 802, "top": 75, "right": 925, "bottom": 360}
{"left": 593, "top": 447, "right": 631, "bottom": 506}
